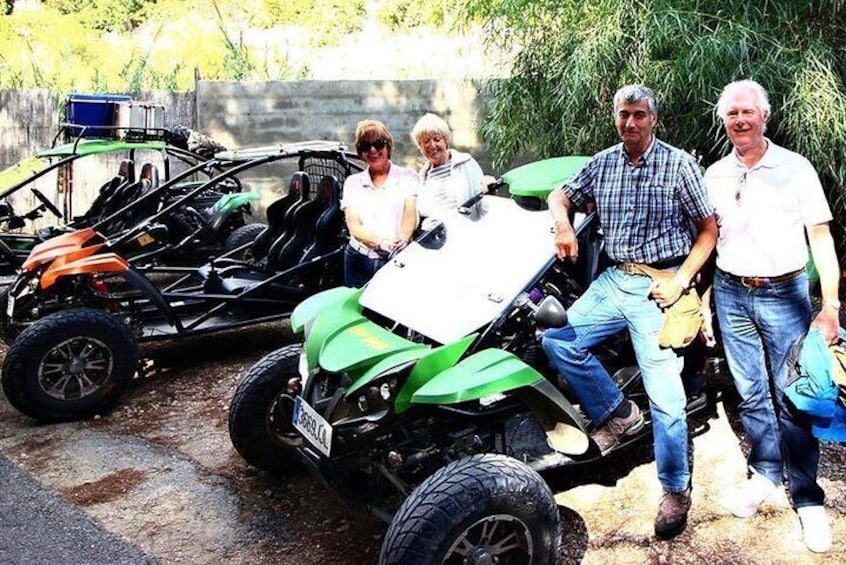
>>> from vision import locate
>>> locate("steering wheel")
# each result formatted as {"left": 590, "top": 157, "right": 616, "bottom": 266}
{"left": 216, "top": 176, "right": 242, "bottom": 193}
{"left": 31, "top": 188, "right": 62, "bottom": 219}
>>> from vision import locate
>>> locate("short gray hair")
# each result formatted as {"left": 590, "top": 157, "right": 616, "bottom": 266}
{"left": 716, "top": 79, "right": 771, "bottom": 121}
{"left": 613, "top": 84, "right": 658, "bottom": 115}
{"left": 411, "top": 113, "right": 452, "bottom": 147}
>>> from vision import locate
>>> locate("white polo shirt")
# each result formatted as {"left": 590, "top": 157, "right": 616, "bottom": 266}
{"left": 704, "top": 139, "right": 831, "bottom": 277}
{"left": 341, "top": 163, "right": 420, "bottom": 255}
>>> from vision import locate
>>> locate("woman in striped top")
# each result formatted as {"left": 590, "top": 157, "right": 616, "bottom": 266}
{"left": 411, "top": 113, "right": 491, "bottom": 226}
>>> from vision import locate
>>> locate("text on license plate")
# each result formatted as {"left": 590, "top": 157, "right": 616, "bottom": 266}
{"left": 293, "top": 396, "right": 332, "bottom": 457}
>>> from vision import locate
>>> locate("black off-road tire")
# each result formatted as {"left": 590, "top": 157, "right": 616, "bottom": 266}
{"left": 224, "top": 223, "right": 267, "bottom": 261}
{"left": 1, "top": 308, "right": 138, "bottom": 422}
{"left": 228, "top": 344, "right": 304, "bottom": 475}
{"left": 380, "top": 454, "right": 561, "bottom": 565}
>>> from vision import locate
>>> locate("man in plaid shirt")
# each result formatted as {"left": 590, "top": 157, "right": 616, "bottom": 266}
{"left": 542, "top": 84, "right": 717, "bottom": 538}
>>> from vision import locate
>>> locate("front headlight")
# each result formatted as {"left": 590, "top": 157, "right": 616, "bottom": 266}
{"left": 352, "top": 376, "right": 398, "bottom": 417}
{"left": 339, "top": 360, "right": 416, "bottom": 423}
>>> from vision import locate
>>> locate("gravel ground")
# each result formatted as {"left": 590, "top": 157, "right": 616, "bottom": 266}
{"left": 0, "top": 321, "right": 845, "bottom": 564}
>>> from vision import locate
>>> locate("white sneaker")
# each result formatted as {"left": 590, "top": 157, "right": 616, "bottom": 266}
{"left": 798, "top": 505, "right": 832, "bottom": 553}
{"left": 728, "top": 469, "right": 778, "bottom": 518}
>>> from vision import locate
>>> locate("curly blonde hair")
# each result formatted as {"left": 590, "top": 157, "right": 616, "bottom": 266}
{"left": 411, "top": 113, "right": 452, "bottom": 148}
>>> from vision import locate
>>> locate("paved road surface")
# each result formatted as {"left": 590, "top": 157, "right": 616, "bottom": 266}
{"left": 0, "top": 454, "right": 151, "bottom": 564}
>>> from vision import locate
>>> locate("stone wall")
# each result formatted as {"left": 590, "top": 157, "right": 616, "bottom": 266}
{"left": 0, "top": 80, "right": 489, "bottom": 227}
{"left": 196, "top": 79, "right": 489, "bottom": 173}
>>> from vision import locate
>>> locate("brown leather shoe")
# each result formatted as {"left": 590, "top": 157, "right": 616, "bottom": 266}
{"left": 589, "top": 400, "right": 645, "bottom": 454}
{"left": 654, "top": 488, "right": 691, "bottom": 539}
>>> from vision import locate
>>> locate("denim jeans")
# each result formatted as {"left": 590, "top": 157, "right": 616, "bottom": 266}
{"left": 713, "top": 268, "right": 823, "bottom": 508}
{"left": 343, "top": 244, "right": 386, "bottom": 288}
{"left": 542, "top": 267, "right": 690, "bottom": 493}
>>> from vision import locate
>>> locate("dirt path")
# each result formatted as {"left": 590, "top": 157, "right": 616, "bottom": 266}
{"left": 0, "top": 323, "right": 844, "bottom": 563}
{"left": 0, "top": 323, "right": 383, "bottom": 564}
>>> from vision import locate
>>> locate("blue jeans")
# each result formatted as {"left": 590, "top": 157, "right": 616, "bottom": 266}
{"left": 713, "top": 268, "right": 823, "bottom": 508}
{"left": 343, "top": 244, "right": 386, "bottom": 288}
{"left": 542, "top": 267, "right": 689, "bottom": 493}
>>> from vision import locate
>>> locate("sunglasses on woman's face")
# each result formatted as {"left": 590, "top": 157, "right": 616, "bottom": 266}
{"left": 357, "top": 138, "right": 388, "bottom": 153}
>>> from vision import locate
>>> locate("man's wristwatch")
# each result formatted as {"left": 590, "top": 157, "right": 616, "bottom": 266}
{"left": 823, "top": 300, "right": 841, "bottom": 311}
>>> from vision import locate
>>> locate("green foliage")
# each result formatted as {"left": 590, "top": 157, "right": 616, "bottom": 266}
{"left": 467, "top": 0, "right": 846, "bottom": 253}
{"left": 0, "top": 11, "right": 104, "bottom": 91}
{"left": 260, "top": 0, "right": 366, "bottom": 42}
{"left": 377, "top": 0, "right": 451, "bottom": 30}
{"left": 471, "top": 1, "right": 846, "bottom": 160}
{"left": 213, "top": 0, "right": 254, "bottom": 80}
{"left": 43, "top": 0, "right": 150, "bottom": 31}
{"left": 0, "top": 0, "right": 309, "bottom": 90}
{"left": 0, "top": 0, "right": 455, "bottom": 87}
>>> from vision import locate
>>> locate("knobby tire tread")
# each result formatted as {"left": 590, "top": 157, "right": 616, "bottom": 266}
{"left": 380, "top": 454, "right": 561, "bottom": 565}
{"left": 225, "top": 223, "right": 267, "bottom": 260}
{"left": 1, "top": 308, "right": 137, "bottom": 422}
{"left": 228, "top": 344, "right": 304, "bottom": 475}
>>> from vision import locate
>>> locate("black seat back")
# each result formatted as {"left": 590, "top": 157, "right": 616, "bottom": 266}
{"left": 266, "top": 175, "right": 324, "bottom": 270}
{"left": 124, "top": 162, "right": 162, "bottom": 225}
{"left": 119, "top": 159, "right": 136, "bottom": 184}
{"left": 139, "top": 162, "right": 160, "bottom": 189}
{"left": 301, "top": 176, "right": 342, "bottom": 262}
{"left": 83, "top": 159, "right": 136, "bottom": 226}
{"left": 269, "top": 196, "right": 325, "bottom": 271}
{"left": 253, "top": 172, "right": 310, "bottom": 260}
{"left": 95, "top": 159, "right": 151, "bottom": 232}
{"left": 279, "top": 172, "right": 311, "bottom": 232}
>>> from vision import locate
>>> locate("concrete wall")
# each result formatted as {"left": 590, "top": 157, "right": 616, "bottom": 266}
{"left": 0, "top": 80, "right": 489, "bottom": 228}
{"left": 0, "top": 89, "right": 59, "bottom": 166}
{"left": 196, "top": 80, "right": 489, "bottom": 173}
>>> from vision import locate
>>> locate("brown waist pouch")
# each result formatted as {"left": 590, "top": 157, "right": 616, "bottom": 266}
{"left": 629, "top": 263, "right": 703, "bottom": 349}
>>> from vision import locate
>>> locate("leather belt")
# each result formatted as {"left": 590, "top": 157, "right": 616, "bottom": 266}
{"left": 722, "top": 268, "right": 805, "bottom": 288}
{"left": 348, "top": 239, "right": 385, "bottom": 260}
{"left": 616, "top": 257, "right": 684, "bottom": 275}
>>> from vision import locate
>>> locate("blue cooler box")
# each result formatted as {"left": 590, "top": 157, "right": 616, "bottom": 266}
{"left": 66, "top": 93, "right": 132, "bottom": 138}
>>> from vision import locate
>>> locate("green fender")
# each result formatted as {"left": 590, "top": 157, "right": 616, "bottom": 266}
{"left": 341, "top": 334, "right": 482, "bottom": 411}
{"left": 318, "top": 318, "right": 426, "bottom": 376}
{"left": 410, "top": 348, "right": 544, "bottom": 406}
{"left": 211, "top": 191, "right": 260, "bottom": 214}
{"left": 298, "top": 287, "right": 364, "bottom": 369}
{"left": 291, "top": 286, "right": 360, "bottom": 333}
{"left": 36, "top": 139, "right": 165, "bottom": 158}
{"left": 0, "top": 155, "right": 48, "bottom": 193}
{"left": 503, "top": 156, "right": 590, "bottom": 198}
{"left": 410, "top": 348, "right": 590, "bottom": 455}
{"left": 345, "top": 348, "right": 432, "bottom": 398}
{"left": 388, "top": 335, "right": 477, "bottom": 414}
{"left": 0, "top": 140, "right": 168, "bottom": 195}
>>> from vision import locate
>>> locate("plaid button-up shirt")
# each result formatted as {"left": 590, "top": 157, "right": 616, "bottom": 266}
{"left": 561, "top": 138, "right": 712, "bottom": 264}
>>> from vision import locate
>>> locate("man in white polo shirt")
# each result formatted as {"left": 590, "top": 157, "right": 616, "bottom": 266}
{"left": 703, "top": 79, "right": 841, "bottom": 553}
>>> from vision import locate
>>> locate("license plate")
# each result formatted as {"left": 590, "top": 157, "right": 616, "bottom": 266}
{"left": 293, "top": 396, "right": 332, "bottom": 457}
{"left": 6, "top": 293, "right": 14, "bottom": 317}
